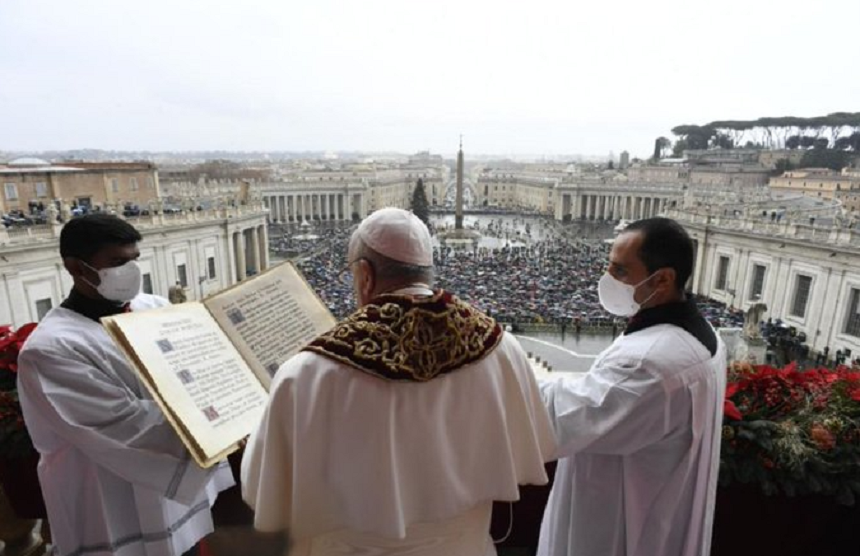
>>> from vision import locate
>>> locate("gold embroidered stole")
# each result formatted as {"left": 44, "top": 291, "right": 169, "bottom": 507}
{"left": 303, "top": 290, "right": 502, "bottom": 381}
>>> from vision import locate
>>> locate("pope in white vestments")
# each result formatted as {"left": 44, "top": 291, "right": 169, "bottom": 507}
{"left": 17, "top": 214, "right": 233, "bottom": 556}
{"left": 241, "top": 208, "right": 556, "bottom": 556}
{"left": 537, "top": 218, "right": 727, "bottom": 556}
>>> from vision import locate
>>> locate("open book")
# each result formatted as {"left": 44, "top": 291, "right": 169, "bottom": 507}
{"left": 103, "top": 261, "right": 338, "bottom": 468}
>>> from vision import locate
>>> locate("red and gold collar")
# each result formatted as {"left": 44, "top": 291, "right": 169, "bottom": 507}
{"left": 303, "top": 290, "right": 502, "bottom": 382}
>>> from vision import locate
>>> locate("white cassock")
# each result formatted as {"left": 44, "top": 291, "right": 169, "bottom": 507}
{"left": 241, "top": 332, "right": 556, "bottom": 556}
{"left": 17, "top": 294, "right": 234, "bottom": 556}
{"left": 537, "top": 324, "right": 726, "bottom": 556}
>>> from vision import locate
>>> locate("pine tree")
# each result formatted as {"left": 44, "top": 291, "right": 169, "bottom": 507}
{"left": 411, "top": 178, "right": 430, "bottom": 228}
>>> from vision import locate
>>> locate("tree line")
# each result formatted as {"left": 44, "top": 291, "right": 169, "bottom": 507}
{"left": 669, "top": 113, "right": 860, "bottom": 153}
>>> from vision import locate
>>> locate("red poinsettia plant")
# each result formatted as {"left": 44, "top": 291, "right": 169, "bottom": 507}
{"left": 0, "top": 323, "right": 37, "bottom": 459}
{"left": 720, "top": 360, "right": 860, "bottom": 505}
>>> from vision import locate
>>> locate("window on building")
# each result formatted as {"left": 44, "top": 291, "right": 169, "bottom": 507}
{"left": 35, "top": 298, "right": 53, "bottom": 320}
{"left": 35, "top": 182, "right": 48, "bottom": 198}
{"left": 177, "top": 264, "right": 188, "bottom": 288}
{"left": 790, "top": 274, "right": 813, "bottom": 318}
{"left": 147, "top": 176, "right": 155, "bottom": 189}
{"left": 749, "top": 264, "right": 766, "bottom": 300}
{"left": 130, "top": 177, "right": 138, "bottom": 191}
{"left": 111, "top": 178, "right": 119, "bottom": 192}
{"left": 142, "top": 273, "right": 153, "bottom": 294}
{"left": 715, "top": 256, "right": 729, "bottom": 291}
{"left": 843, "top": 288, "right": 860, "bottom": 338}
{"left": 207, "top": 256, "right": 216, "bottom": 280}
{"left": 4, "top": 183, "right": 18, "bottom": 200}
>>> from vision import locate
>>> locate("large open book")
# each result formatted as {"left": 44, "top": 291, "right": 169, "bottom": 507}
{"left": 102, "top": 261, "right": 338, "bottom": 468}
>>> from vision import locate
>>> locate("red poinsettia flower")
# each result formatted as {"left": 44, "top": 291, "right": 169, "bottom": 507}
{"left": 0, "top": 322, "right": 38, "bottom": 374}
{"left": 725, "top": 382, "right": 740, "bottom": 398}
{"left": 724, "top": 399, "right": 743, "bottom": 421}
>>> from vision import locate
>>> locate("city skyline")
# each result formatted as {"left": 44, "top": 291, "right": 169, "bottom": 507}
{"left": 2, "top": 0, "right": 858, "bottom": 157}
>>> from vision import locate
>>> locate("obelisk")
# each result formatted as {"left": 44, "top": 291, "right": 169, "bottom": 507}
{"left": 455, "top": 136, "right": 464, "bottom": 230}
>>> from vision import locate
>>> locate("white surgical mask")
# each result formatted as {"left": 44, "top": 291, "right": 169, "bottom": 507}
{"left": 81, "top": 260, "right": 142, "bottom": 303}
{"left": 598, "top": 271, "right": 658, "bottom": 317}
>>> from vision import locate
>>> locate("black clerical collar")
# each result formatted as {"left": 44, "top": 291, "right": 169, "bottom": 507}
{"left": 60, "top": 288, "right": 131, "bottom": 323}
{"left": 625, "top": 297, "right": 717, "bottom": 356}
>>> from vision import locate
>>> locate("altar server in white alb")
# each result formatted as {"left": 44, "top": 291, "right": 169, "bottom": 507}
{"left": 18, "top": 214, "right": 233, "bottom": 556}
{"left": 537, "top": 217, "right": 727, "bottom": 556}
{"left": 242, "top": 208, "right": 556, "bottom": 556}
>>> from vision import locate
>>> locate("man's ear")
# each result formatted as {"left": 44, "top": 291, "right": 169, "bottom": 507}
{"left": 357, "top": 259, "right": 375, "bottom": 300}
{"left": 63, "top": 257, "right": 84, "bottom": 278}
{"left": 657, "top": 267, "right": 677, "bottom": 292}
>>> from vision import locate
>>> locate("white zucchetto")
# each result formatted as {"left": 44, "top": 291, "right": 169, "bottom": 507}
{"left": 355, "top": 208, "right": 433, "bottom": 266}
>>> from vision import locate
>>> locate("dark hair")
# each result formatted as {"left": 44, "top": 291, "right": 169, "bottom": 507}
{"left": 623, "top": 217, "right": 693, "bottom": 292}
{"left": 60, "top": 214, "right": 142, "bottom": 260}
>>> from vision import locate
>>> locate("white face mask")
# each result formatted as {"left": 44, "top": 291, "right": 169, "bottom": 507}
{"left": 81, "top": 260, "right": 142, "bottom": 303}
{"left": 598, "top": 271, "right": 658, "bottom": 317}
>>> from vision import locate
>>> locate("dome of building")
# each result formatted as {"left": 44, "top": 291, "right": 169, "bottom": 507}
{"left": 7, "top": 157, "right": 51, "bottom": 167}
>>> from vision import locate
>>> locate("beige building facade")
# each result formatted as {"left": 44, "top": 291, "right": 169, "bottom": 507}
{"left": 0, "top": 159, "right": 161, "bottom": 214}
{"left": 770, "top": 168, "right": 860, "bottom": 200}
{"left": 0, "top": 204, "right": 268, "bottom": 328}
{"left": 671, "top": 208, "right": 860, "bottom": 355}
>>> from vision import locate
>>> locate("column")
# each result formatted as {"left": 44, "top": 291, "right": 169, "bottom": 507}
{"left": 251, "top": 227, "right": 261, "bottom": 275}
{"left": 258, "top": 225, "right": 269, "bottom": 271}
{"left": 693, "top": 238, "right": 706, "bottom": 295}
{"left": 235, "top": 231, "right": 246, "bottom": 281}
{"left": 226, "top": 226, "right": 237, "bottom": 285}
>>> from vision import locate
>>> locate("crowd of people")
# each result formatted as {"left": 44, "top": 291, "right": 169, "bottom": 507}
{"left": 274, "top": 217, "right": 746, "bottom": 332}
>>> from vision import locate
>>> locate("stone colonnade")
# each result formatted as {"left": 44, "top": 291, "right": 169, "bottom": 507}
{"left": 230, "top": 224, "right": 269, "bottom": 280}
{"left": 262, "top": 193, "right": 350, "bottom": 223}
{"left": 559, "top": 193, "right": 675, "bottom": 220}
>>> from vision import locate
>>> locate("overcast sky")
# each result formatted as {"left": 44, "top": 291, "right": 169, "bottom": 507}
{"left": 1, "top": 0, "right": 858, "bottom": 158}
